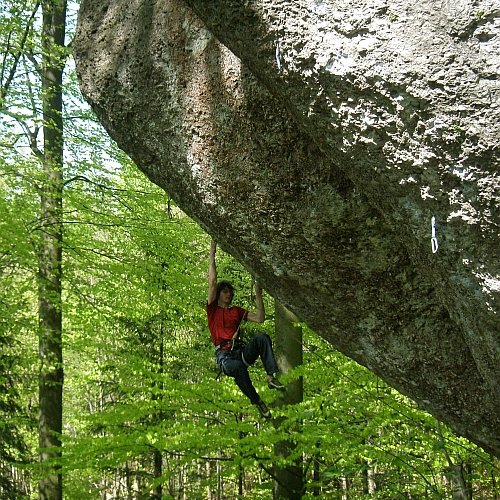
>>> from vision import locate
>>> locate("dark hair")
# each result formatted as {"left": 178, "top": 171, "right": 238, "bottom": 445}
{"left": 217, "top": 281, "right": 235, "bottom": 298}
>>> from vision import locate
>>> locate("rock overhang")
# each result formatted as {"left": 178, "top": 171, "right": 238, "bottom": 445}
{"left": 74, "top": 0, "right": 500, "bottom": 456}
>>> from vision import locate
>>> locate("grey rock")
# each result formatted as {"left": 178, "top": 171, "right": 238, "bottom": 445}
{"left": 74, "top": 0, "right": 499, "bottom": 456}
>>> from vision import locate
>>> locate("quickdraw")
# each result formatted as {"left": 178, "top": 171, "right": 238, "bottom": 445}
{"left": 431, "top": 216, "right": 439, "bottom": 253}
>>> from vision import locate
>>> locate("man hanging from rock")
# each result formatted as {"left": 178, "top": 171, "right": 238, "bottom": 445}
{"left": 207, "top": 239, "right": 285, "bottom": 419}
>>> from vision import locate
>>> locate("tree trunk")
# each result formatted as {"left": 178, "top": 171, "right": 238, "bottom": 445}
{"left": 152, "top": 450, "right": 162, "bottom": 499}
{"left": 312, "top": 447, "right": 321, "bottom": 497}
{"left": 448, "top": 465, "right": 468, "bottom": 500}
{"left": 361, "top": 460, "right": 377, "bottom": 495}
{"left": 273, "top": 300, "right": 303, "bottom": 499}
{"left": 38, "top": 1, "right": 66, "bottom": 499}
{"left": 152, "top": 326, "right": 164, "bottom": 499}
{"left": 436, "top": 421, "right": 468, "bottom": 500}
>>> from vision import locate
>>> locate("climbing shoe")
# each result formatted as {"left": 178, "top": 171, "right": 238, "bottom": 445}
{"left": 254, "top": 399, "right": 271, "bottom": 419}
{"left": 267, "top": 376, "right": 286, "bottom": 392}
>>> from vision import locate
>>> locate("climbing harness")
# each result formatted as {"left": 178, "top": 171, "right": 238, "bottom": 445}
{"left": 213, "top": 277, "right": 258, "bottom": 380}
{"left": 431, "top": 216, "right": 438, "bottom": 253}
{"left": 214, "top": 314, "right": 246, "bottom": 380}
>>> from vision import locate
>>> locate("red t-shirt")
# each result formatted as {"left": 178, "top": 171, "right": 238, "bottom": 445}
{"left": 206, "top": 300, "right": 247, "bottom": 349}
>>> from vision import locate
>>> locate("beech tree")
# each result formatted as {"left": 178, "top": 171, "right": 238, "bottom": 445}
{"left": 274, "top": 300, "right": 303, "bottom": 499}
{"left": 1, "top": 0, "right": 68, "bottom": 496}
{"left": 37, "top": 1, "right": 67, "bottom": 498}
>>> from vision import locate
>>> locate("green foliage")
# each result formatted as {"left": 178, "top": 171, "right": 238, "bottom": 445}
{"left": 0, "top": 154, "right": 38, "bottom": 498}
{"left": 0, "top": 2, "right": 498, "bottom": 498}
{"left": 0, "top": 332, "right": 30, "bottom": 498}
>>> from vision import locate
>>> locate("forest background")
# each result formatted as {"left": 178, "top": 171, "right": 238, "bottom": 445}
{"left": 0, "top": 1, "right": 498, "bottom": 498}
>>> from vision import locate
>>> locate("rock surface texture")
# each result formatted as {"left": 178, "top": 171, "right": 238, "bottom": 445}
{"left": 74, "top": 0, "right": 499, "bottom": 456}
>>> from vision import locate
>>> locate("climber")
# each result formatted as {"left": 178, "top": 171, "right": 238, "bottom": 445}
{"left": 207, "top": 239, "right": 285, "bottom": 419}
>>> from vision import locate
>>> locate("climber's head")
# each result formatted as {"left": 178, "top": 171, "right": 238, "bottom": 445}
{"left": 217, "top": 281, "right": 234, "bottom": 306}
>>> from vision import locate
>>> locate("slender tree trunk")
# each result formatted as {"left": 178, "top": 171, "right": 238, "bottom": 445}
{"left": 237, "top": 413, "right": 244, "bottom": 497}
{"left": 206, "top": 461, "right": 212, "bottom": 499}
{"left": 152, "top": 327, "right": 164, "bottom": 499}
{"left": 152, "top": 449, "right": 162, "bottom": 498}
{"left": 436, "top": 421, "right": 468, "bottom": 500}
{"left": 312, "top": 446, "right": 321, "bottom": 496}
{"left": 238, "top": 462, "right": 244, "bottom": 497}
{"left": 38, "top": 1, "right": 67, "bottom": 499}
{"left": 273, "top": 300, "right": 303, "bottom": 499}
{"left": 217, "top": 448, "right": 222, "bottom": 500}
{"left": 361, "top": 460, "right": 377, "bottom": 495}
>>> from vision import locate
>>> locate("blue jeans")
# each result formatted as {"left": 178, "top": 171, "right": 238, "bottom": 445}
{"left": 216, "top": 333, "right": 278, "bottom": 404}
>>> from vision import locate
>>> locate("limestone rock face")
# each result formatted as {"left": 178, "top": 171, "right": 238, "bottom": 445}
{"left": 74, "top": 0, "right": 499, "bottom": 456}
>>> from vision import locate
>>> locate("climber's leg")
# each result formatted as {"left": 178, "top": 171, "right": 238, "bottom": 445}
{"left": 242, "top": 333, "right": 278, "bottom": 375}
